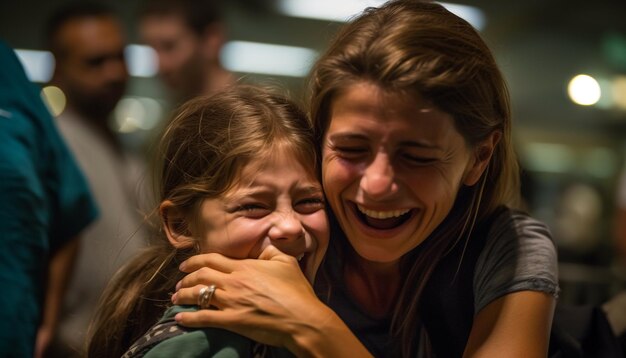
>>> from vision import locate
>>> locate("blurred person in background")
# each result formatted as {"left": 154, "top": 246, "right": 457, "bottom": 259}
{"left": 42, "top": 2, "right": 149, "bottom": 356}
{"left": 613, "top": 166, "right": 626, "bottom": 266}
{"left": 0, "top": 40, "right": 97, "bottom": 358}
{"left": 138, "top": 0, "right": 234, "bottom": 105}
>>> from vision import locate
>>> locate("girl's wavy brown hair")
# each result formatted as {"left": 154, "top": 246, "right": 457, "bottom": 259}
{"left": 86, "top": 85, "right": 316, "bottom": 357}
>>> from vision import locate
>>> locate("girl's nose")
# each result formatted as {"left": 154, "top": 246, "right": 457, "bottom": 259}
{"left": 267, "top": 211, "right": 305, "bottom": 242}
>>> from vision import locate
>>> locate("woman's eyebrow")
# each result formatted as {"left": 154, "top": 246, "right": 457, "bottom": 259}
{"left": 327, "top": 133, "right": 368, "bottom": 141}
{"left": 398, "top": 140, "right": 443, "bottom": 151}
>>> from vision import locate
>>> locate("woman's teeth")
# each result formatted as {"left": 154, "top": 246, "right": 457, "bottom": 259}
{"left": 357, "top": 205, "right": 410, "bottom": 219}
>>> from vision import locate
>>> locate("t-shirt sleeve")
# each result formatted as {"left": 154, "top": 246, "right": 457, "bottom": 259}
{"left": 473, "top": 210, "right": 559, "bottom": 314}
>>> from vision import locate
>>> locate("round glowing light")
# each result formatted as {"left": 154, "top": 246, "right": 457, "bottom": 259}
{"left": 113, "top": 98, "right": 145, "bottom": 133}
{"left": 568, "top": 74, "right": 601, "bottom": 106}
{"left": 41, "top": 86, "right": 66, "bottom": 116}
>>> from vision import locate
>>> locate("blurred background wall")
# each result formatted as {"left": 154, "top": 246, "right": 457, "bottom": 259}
{"left": 2, "top": 0, "right": 626, "bottom": 306}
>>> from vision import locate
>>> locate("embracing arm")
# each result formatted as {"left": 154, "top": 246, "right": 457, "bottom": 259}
{"left": 172, "top": 246, "right": 373, "bottom": 358}
{"left": 464, "top": 290, "right": 555, "bottom": 358}
{"left": 36, "top": 235, "right": 81, "bottom": 358}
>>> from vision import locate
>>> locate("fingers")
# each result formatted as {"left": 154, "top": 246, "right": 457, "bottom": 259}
{"left": 258, "top": 245, "right": 295, "bottom": 262}
{"left": 173, "top": 283, "right": 225, "bottom": 309}
{"left": 179, "top": 252, "right": 236, "bottom": 273}
{"left": 173, "top": 266, "right": 228, "bottom": 305}
{"left": 174, "top": 308, "right": 240, "bottom": 329}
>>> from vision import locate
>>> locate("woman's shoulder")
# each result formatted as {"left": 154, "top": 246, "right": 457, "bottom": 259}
{"left": 480, "top": 206, "right": 558, "bottom": 272}
{"left": 485, "top": 207, "right": 553, "bottom": 242}
{"left": 473, "top": 207, "right": 559, "bottom": 313}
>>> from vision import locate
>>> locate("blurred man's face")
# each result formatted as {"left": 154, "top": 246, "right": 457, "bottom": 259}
{"left": 140, "top": 14, "right": 205, "bottom": 101}
{"left": 54, "top": 16, "right": 128, "bottom": 119}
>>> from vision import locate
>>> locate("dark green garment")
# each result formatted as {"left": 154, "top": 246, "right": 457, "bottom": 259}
{"left": 0, "top": 40, "right": 98, "bottom": 357}
{"left": 127, "top": 306, "right": 295, "bottom": 358}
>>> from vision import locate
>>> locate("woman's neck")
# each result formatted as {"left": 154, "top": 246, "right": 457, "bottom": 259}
{"left": 343, "top": 252, "right": 401, "bottom": 318}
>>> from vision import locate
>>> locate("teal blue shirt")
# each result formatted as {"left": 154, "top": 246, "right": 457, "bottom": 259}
{"left": 0, "top": 40, "right": 98, "bottom": 357}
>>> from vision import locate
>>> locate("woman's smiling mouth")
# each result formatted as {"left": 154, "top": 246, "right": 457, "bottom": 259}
{"left": 354, "top": 203, "right": 413, "bottom": 230}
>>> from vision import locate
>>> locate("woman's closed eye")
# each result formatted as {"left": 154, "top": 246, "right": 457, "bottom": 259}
{"left": 401, "top": 152, "right": 437, "bottom": 166}
{"left": 331, "top": 144, "right": 369, "bottom": 159}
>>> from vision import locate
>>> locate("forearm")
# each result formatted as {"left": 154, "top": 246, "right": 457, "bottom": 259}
{"left": 287, "top": 303, "right": 373, "bottom": 358}
{"left": 40, "top": 236, "right": 80, "bottom": 333}
{"left": 174, "top": 251, "right": 374, "bottom": 357}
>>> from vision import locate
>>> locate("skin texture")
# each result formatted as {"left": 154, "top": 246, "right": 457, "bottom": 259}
{"left": 172, "top": 248, "right": 373, "bottom": 358}
{"left": 465, "top": 291, "right": 555, "bottom": 357}
{"left": 322, "top": 82, "right": 493, "bottom": 317}
{"left": 163, "top": 150, "right": 329, "bottom": 284}
{"left": 52, "top": 16, "right": 128, "bottom": 122}
{"left": 323, "top": 83, "right": 484, "bottom": 264}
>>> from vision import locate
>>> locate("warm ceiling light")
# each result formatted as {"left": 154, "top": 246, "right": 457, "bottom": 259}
{"left": 221, "top": 41, "right": 318, "bottom": 77}
{"left": 275, "top": 0, "right": 486, "bottom": 30}
{"left": 568, "top": 74, "right": 601, "bottom": 106}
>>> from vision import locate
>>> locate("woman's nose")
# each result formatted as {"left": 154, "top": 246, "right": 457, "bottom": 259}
{"left": 360, "top": 151, "right": 398, "bottom": 199}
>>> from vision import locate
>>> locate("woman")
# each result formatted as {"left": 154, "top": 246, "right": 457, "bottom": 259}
{"left": 171, "top": 1, "right": 559, "bottom": 356}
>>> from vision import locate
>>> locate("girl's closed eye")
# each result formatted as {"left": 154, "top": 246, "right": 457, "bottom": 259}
{"left": 295, "top": 197, "right": 325, "bottom": 214}
{"left": 234, "top": 203, "right": 271, "bottom": 218}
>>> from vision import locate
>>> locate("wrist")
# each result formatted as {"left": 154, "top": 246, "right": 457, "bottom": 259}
{"left": 286, "top": 304, "right": 372, "bottom": 358}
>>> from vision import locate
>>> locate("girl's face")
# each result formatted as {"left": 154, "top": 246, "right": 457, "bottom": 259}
{"left": 322, "top": 82, "right": 485, "bottom": 265}
{"left": 197, "top": 148, "right": 328, "bottom": 283}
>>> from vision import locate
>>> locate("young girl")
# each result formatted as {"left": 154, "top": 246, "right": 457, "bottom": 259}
{"left": 86, "top": 85, "right": 328, "bottom": 357}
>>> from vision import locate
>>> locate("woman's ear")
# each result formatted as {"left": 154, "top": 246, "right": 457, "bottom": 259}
{"left": 463, "top": 131, "right": 502, "bottom": 186}
{"left": 160, "top": 200, "right": 195, "bottom": 249}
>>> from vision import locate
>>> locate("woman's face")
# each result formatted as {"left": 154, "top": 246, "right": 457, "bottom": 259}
{"left": 197, "top": 149, "right": 329, "bottom": 283}
{"left": 322, "top": 82, "right": 482, "bottom": 264}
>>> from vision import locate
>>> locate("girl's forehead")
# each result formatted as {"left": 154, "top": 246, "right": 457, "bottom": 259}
{"left": 230, "top": 144, "right": 316, "bottom": 181}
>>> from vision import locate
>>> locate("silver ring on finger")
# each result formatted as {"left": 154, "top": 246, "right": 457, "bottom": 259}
{"left": 197, "top": 284, "right": 216, "bottom": 310}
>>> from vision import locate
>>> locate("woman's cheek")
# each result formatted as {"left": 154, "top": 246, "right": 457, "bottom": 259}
{"left": 323, "top": 158, "right": 360, "bottom": 192}
{"left": 308, "top": 211, "right": 330, "bottom": 249}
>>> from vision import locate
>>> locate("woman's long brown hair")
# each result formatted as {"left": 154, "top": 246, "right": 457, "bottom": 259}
{"left": 309, "top": 1, "right": 520, "bottom": 356}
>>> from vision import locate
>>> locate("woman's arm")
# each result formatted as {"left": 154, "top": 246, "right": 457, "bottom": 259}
{"left": 172, "top": 246, "right": 373, "bottom": 357}
{"left": 464, "top": 290, "right": 556, "bottom": 358}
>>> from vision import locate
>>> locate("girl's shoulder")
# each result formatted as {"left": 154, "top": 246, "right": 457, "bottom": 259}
{"left": 124, "top": 305, "right": 295, "bottom": 358}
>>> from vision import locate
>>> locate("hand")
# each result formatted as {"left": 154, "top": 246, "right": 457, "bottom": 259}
{"left": 172, "top": 245, "right": 334, "bottom": 352}
{"left": 34, "top": 325, "right": 52, "bottom": 358}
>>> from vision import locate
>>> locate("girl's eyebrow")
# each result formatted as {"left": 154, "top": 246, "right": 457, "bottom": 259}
{"left": 222, "top": 186, "right": 267, "bottom": 201}
{"left": 296, "top": 185, "right": 324, "bottom": 195}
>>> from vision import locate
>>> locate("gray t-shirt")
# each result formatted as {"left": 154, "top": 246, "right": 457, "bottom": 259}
{"left": 317, "top": 208, "right": 559, "bottom": 357}
{"left": 473, "top": 209, "right": 560, "bottom": 313}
